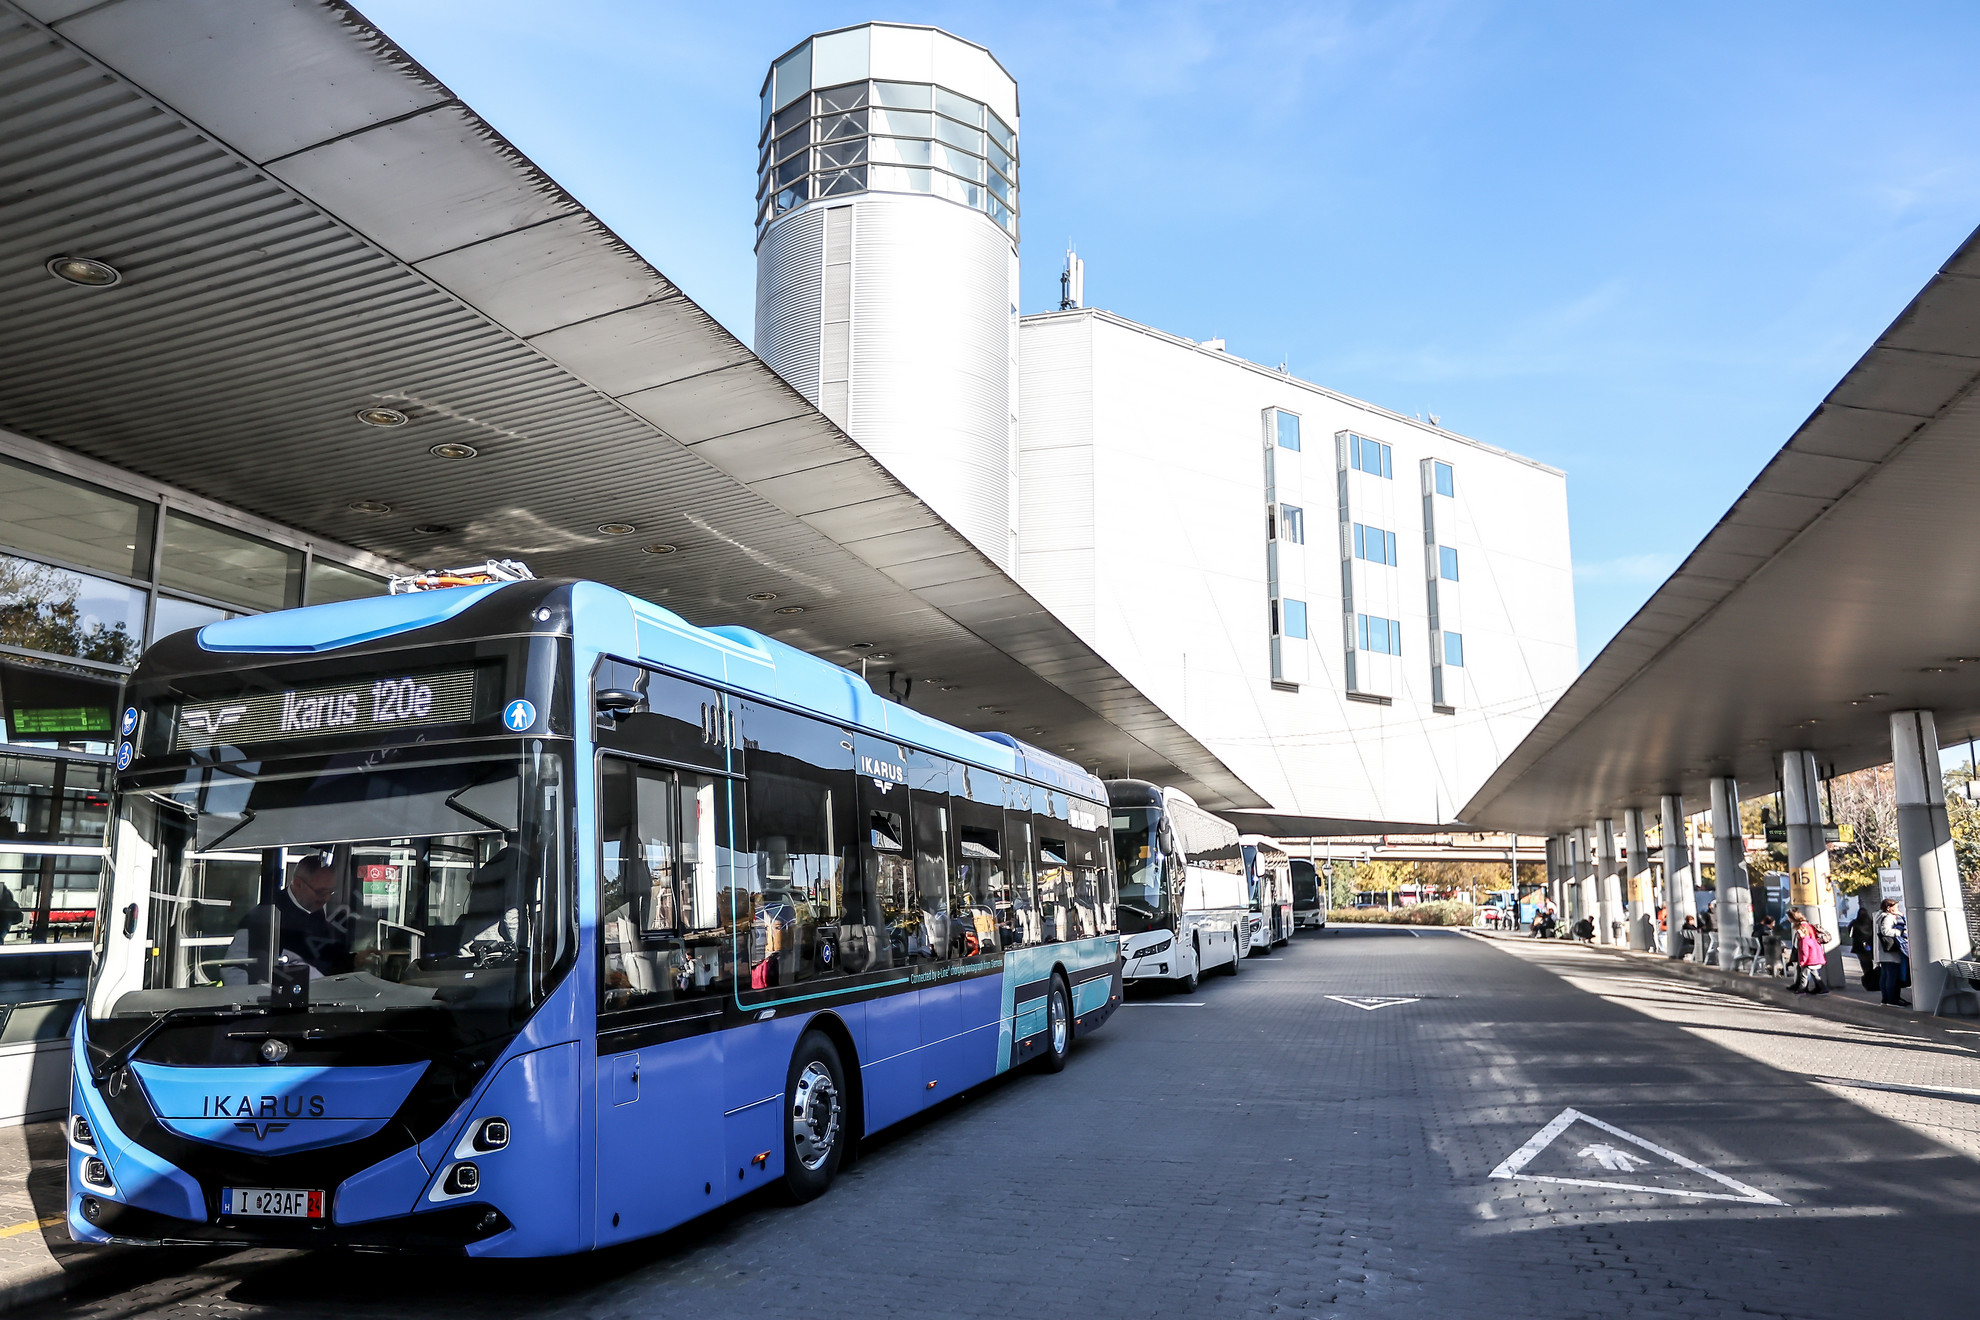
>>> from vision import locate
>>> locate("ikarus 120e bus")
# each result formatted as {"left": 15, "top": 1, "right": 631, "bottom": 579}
{"left": 71, "top": 573, "right": 1121, "bottom": 1254}
{"left": 1106, "top": 781, "right": 1247, "bottom": 992}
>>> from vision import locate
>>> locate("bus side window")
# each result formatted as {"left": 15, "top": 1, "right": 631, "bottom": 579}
{"left": 1070, "top": 828, "right": 1101, "bottom": 939}
{"left": 951, "top": 802, "right": 1004, "bottom": 957}
{"left": 859, "top": 783, "right": 911, "bottom": 971}
{"left": 1037, "top": 829, "right": 1071, "bottom": 944}
{"left": 910, "top": 790, "right": 950, "bottom": 963}
{"left": 1003, "top": 811, "right": 1037, "bottom": 948}
{"left": 734, "top": 701, "right": 855, "bottom": 990}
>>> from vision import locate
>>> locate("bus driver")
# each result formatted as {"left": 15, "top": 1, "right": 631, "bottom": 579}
{"left": 219, "top": 853, "right": 354, "bottom": 983}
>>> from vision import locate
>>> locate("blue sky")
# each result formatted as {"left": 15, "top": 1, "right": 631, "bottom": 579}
{"left": 360, "top": 0, "right": 1980, "bottom": 665}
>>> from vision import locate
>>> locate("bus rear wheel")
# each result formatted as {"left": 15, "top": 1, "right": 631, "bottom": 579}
{"left": 781, "top": 1032, "right": 846, "bottom": 1203}
{"left": 1039, "top": 974, "right": 1073, "bottom": 1073}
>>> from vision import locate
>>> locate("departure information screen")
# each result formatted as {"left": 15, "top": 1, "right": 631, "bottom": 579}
{"left": 171, "top": 668, "right": 478, "bottom": 751}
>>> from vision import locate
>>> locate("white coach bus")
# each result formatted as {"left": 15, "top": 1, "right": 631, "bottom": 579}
{"left": 1108, "top": 780, "right": 1249, "bottom": 991}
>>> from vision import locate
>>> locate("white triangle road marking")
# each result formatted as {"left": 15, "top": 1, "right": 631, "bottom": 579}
{"left": 1489, "top": 1107, "right": 1783, "bottom": 1205}
{"left": 1325, "top": 995, "right": 1421, "bottom": 1011}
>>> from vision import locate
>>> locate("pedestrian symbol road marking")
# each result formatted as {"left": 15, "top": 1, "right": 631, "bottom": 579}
{"left": 1577, "top": 1142, "right": 1648, "bottom": 1172}
{"left": 1489, "top": 1107, "right": 1782, "bottom": 1205}
{"left": 1325, "top": 995, "right": 1421, "bottom": 1011}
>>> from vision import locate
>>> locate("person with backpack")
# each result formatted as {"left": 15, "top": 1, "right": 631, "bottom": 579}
{"left": 1874, "top": 898, "right": 1910, "bottom": 1008}
{"left": 1849, "top": 905, "right": 1876, "bottom": 987}
{"left": 1790, "top": 911, "right": 1828, "bottom": 994}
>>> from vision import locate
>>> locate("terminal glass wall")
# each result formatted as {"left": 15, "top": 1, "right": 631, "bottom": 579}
{"left": 0, "top": 443, "right": 391, "bottom": 1004}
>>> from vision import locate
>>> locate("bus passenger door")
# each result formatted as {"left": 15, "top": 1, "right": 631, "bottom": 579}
{"left": 593, "top": 755, "right": 728, "bottom": 1244}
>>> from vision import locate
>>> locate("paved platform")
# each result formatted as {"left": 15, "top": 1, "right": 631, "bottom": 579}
{"left": 13, "top": 928, "right": 1980, "bottom": 1319}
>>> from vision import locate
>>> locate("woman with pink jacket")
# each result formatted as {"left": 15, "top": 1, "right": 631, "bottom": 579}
{"left": 1789, "top": 911, "right": 1829, "bottom": 995}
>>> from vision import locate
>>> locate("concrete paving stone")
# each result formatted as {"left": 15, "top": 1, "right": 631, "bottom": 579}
{"left": 9, "top": 928, "right": 1979, "bottom": 1318}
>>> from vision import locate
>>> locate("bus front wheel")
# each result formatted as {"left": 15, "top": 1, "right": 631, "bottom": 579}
{"left": 781, "top": 1032, "right": 846, "bottom": 1203}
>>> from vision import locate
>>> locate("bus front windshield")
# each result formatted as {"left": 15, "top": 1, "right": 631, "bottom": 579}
{"left": 89, "top": 747, "right": 568, "bottom": 1045}
{"left": 1111, "top": 808, "right": 1165, "bottom": 919}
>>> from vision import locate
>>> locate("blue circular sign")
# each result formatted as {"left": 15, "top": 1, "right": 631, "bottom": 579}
{"left": 116, "top": 742, "right": 134, "bottom": 770}
{"left": 119, "top": 707, "right": 138, "bottom": 738}
{"left": 502, "top": 699, "right": 537, "bottom": 733}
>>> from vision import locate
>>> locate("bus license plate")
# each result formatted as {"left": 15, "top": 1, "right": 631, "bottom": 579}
{"left": 222, "top": 1187, "right": 323, "bottom": 1219}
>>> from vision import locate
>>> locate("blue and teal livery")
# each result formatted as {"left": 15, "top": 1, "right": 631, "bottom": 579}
{"left": 71, "top": 579, "right": 1120, "bottom": 1254}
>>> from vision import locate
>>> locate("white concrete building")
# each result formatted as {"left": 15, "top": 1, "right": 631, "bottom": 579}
{"left": 753, "top": 25, "right": 1579, "bottom": 828}
{"left": 1017, "top": 310, "right": 1577, "bottom": 826}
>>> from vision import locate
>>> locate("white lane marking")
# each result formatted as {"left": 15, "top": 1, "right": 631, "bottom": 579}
{"left": 1124, "top": 1002, "right": 1205, "bottom": 1007}
{"left": 1325, "top": 995, "right": 1422, "bottom": 1011}
{"left": 1489, "top": 1107, "right": 1783, "bottom": 1205}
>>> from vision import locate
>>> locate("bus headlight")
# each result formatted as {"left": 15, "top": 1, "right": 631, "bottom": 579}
{"left": 1132, "top": 937, "right": 1172, "bottom": 960}
{"left": 70, "top": 1115, "right": 96, "bottom": 1151}
{"left": 443, "top": 1162, "right": 480, "bottom": 1195}
{"left": 80, "top": 1156, "right": 115, "bottom": 1194}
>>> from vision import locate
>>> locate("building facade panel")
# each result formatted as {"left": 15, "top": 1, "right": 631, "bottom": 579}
{"left": 1016, "top": 310, "right": 1577, "bottom": 825}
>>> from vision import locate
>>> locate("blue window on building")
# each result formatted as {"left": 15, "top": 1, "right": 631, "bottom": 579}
{"left": 1355, "top": 613, "right": 1401, "bottom": 656}
{"left": 1280, "top": 504, "right": 1304, "bottom": 544}
{"left": 1349, "top": 434, "right": 1392, "bottom": 480}
{"left": 1439, "top": 545, "right": 1459, "bottom": 581}
{"left": 1353, "top": 523, "right": 1397, "bottom": 566}
{"left": 1433, "top": 460, "right": 1454, "bottom": 498}
{"left": 1443, "top": 631, "right": 1464, "bottom": 667}
{"left": 1276, "top": 412, "right": 1301, "bottom": 452}
{"left": 1283, "top": 598, "right": 1308, "bottom": 639}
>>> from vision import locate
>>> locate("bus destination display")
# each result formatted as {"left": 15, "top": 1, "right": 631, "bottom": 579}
{"left": 172, "top": 669, "right": 477, "bottom": 750}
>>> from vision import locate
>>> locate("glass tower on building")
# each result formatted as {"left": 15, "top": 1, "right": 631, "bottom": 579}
{"left": 754, "top": 24, "right": 1021, "bottom": 570}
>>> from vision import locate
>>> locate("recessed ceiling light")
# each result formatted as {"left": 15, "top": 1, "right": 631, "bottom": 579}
{"left": 412, "top": 523, "right": 451, "bottom": 536}
{"left": 642, "top": 543, "right": 677, "bottom": 556}
{"left": 775, "top": 605, "right": 804, "bottom": 615}
{"left": 347, "top": 500, "right": 392, "bottom": 514}
{"left": 1923, "top": 666, "right": 1952, "bottom": 674}
{"left": 355, "top": 407, "right": 408, "bottom": 428}
{"left": 940, "top": 684, "right": 960, "bottom": 691}
{"left": 597, "top": 523, "right": 635, "bottom": 536}
{"left": 46, "top": 255, "right": 121, "bottom": 287}
{"left": 1862, "top": 692, "right": 1887, "bottom": 699}
{"left": 850, "top": 642, "right": 873, "bottom": 650}
{"left": 977, "top": 705, "right": 1001, "bottom": 711}
{"left": 1062, "top": 745, "right": 1076, "bottom": 753}
{"left": 429, "top": 442, "right": 478, "bottom": 459}
{"left": 747, "top": 591, "right": 778, "bottom": 602}
{"left": 869, "top": 652, "right": 891, "bottom": 660}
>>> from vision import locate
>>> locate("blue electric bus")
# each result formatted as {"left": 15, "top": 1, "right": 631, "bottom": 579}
{"left": 69, "top": 578, "right": 1120, "bottom": 1254}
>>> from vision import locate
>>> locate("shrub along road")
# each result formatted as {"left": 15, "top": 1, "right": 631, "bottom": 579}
{"left": 21, "top": 929, "right": 1977, "bottom": 1319}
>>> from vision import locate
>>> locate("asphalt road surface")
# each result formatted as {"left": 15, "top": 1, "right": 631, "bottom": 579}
{"left": 28, "top": 928, "right": 1980, "bottom": 1320}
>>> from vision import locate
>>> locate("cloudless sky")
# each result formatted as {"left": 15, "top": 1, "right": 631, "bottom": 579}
{"left": 359, "top": 0, "right": 1980, "bottom": 664}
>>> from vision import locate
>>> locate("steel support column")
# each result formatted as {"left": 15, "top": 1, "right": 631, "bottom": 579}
{"left": 1624, "top": 807, "right": 1654, "bottom": 950}
{"left": 1890, "top": 711, "right": 1979, "bottom": 1016}
{"left": 1709, "top": 776, "right": 1751, "bottom": 972}
{"left": 1596, "top": 818, "right": 1623, "bottom": 947}
{"left": 1661, "top": 795, "right": 1690, "bottom": 960}
{"left": 1570, "top": 827, "right": 1592, "bottom": 933}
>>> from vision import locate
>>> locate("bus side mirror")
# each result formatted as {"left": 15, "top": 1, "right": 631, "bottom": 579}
{"left": 596, "top": 689, "right": 644, "bottom": 720}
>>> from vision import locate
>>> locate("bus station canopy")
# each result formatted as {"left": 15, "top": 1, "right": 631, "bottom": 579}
{"left": 1463, "top": 223, "right": 1980, "bottom": 833}
{"left": 0, "top": 0, "right": 1265, "bottom": 811}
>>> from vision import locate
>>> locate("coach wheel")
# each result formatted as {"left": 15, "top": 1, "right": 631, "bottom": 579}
{"left": 781, "top": 1032, "right": 845, "bottom": 1202}
{"left": 1040, "top": 974, "right": 1072, "bottom": 1073}
{"left": 1228, "top": 928, "right": 1244, "bottom": 975}
{"left": 1179, "top": 939, "right": 1200, "bottom": 993}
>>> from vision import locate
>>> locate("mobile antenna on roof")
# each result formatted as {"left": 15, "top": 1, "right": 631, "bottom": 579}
{"left": 390, "top": 559, "right": 536, "bottom": 594}
{"left": 1059, "top": 244, "right": 1084, "bottom": 310}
